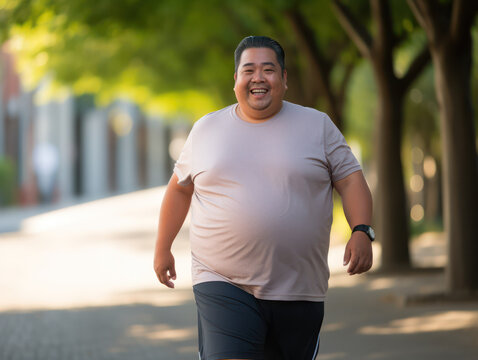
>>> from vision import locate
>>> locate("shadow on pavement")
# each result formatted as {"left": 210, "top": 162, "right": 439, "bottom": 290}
{"left": 319, "top": 272, "right": 478, "bottom": 360}
{"left": 1, "top": 188, "right": 477, "bottom": 359}
{"left": 0, "top": 293, "right": 198, "bottom": 360}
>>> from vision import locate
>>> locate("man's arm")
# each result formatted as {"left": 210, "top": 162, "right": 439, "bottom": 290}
{"left": 154, "top": 173, "right": 194, "bottom": 288}
{"left": 333, "top": 170, "right": 373, "bottom": 275}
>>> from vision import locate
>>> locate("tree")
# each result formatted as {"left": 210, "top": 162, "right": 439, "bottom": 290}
{"left": 1, "top": 0, "right": 248, "bottom": 119}
{"left": 281, "top": 0, "right": 358, "bottom": 130}
{"left": 408, "top": 0, "right": 478, "bottom": 293}
{"left": 1, "top": 0, "right": 362, "bottom": 129}
{"left": 332, "top": 0, "right": 430, "bottom": 271}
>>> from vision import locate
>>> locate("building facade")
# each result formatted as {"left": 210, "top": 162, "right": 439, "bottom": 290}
{"left": 0, "top": 44, "right": 174, "bottom": 207}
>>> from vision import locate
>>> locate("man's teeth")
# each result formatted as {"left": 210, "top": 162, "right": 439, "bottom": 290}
{"left": 251, "top": 89, "right": 267, "bottom": 93}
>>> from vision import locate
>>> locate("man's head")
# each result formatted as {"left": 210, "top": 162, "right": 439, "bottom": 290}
{"left": 234, "top": 36, "right": 285, "bottom": 73}
{"left": 233, "top": 36, "right": 288, "bottom": 122}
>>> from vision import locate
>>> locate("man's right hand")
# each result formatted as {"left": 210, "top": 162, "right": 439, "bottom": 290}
{"left": 153, "top": 173, "right": 193, "bottom": 289}
{"left": 154, "top": 250, "right": 177, "bottom": 288}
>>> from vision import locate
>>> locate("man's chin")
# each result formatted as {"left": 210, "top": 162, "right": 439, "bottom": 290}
{"left": 247, "top": 100, "right": 272, "bottom": 111}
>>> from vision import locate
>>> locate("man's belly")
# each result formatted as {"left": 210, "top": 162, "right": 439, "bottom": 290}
{"left": 189, "top": 195, "right": 329, "bottom": 284}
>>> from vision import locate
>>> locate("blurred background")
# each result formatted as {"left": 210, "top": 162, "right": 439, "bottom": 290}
{"left": 1, "top": 0, "right": 476, "bottom": 269}
{"left": 0, "top": 0, "right": 477, "bottom": 359}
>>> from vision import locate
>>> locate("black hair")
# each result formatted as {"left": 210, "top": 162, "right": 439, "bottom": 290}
{"left": 234, "top": 36, "right": 285, "bottom": 72}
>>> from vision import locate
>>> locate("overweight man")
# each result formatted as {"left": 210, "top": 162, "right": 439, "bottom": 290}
{"left": 154, "top": 36, "right": 374, "bottom": 360}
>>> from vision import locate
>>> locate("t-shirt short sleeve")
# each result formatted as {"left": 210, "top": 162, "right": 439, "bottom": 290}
{"left": 324, "top": 114, "right": 362, "bottom": 182}
{"left": 173, "top": 129, "right": 193, "bottom": 186}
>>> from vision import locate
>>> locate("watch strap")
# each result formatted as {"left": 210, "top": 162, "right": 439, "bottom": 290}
{"left": 352, "top": 224, "right": 375, "bottom": 241}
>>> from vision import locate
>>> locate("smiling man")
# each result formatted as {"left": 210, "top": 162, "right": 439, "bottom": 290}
{"left": 154, "top": 36, "right": 374, "bottom": 360}
{"left": 233, "top": 46, "right": 287, "bottom": 122}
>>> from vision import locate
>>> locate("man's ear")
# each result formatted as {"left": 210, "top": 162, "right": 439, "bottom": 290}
{"left": 233, "top": 72, "right": 237, "bottom": 89}
{"left": 283, "top": 69, "right": 288, "bottom": 90}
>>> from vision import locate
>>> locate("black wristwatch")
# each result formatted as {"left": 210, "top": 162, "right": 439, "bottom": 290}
{"left": 352, "top": 225, "right": 375, "bottom": 241}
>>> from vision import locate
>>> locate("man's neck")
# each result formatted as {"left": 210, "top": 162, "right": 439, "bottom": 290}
{"left": 236, "top": 102, "right": 283, "bottom": 124}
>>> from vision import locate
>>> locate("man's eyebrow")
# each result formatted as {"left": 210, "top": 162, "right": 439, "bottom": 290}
{"left": 241, "top": 62, "right": 277, "bottom": 68}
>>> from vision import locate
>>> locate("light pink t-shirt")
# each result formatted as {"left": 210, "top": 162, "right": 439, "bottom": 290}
{"left": 174, "top": 101, "right": 361, "bottom": 301}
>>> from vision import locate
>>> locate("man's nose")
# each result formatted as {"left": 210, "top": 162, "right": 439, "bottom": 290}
{"left": 251, "top": 70, "right": 265, "bottom": 82}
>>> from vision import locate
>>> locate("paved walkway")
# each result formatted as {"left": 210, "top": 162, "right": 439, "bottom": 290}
{"left": 0, "top": 188, "right": 477, "bottom": 359}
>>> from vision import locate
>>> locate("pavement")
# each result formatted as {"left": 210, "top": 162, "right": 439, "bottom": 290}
{"left": 0, "top": 187, "right": 477, "bottom": 360}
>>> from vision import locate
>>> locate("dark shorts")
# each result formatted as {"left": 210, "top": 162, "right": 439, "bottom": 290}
{"left": 193, "top": 281, "right": 324, "bottom": 360}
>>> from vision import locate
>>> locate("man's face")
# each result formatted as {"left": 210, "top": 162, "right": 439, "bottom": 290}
{"left": 234, "top": 47, "right": 287, "bottom": 121}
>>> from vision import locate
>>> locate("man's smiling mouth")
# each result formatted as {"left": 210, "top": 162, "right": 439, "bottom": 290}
{"left": 251, "top": 89, "right": 268, "bottom": 94}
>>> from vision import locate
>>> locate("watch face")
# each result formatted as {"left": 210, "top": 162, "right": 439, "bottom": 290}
{"left": 368, "top": 228, "right": 375, "bottom": 240}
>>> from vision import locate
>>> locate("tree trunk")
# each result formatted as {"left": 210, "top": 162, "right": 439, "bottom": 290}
{"left": 431, "top": 38, "right": 478, "bottom": 293}
{"left": 284, "top": 9, "right": 345, "bottom": 130}
{"left": 374, "top": 74, "right": 411, "bottom": 270}
{"left": 333, "top": 0, "right": 430, "bottom": 271}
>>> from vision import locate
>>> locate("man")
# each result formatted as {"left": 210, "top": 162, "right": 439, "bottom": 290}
{"left": 154, "top": 36, "right": 374, "bottom": 360}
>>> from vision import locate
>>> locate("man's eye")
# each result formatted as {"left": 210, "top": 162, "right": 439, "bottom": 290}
{"left": 264, "top": 69, "right": 274, "bottom": 72}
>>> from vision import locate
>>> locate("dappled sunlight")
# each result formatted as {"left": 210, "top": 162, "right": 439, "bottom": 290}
{"left": 329, "top": 273, "right": 365, "bottom": 288}
{"left": 411, "top": 232, "right": 447, "bottom": 268}
{"left": 0, "top": 232, "right": 193, "bottom": 310}
{"left": 128, "top": 324, "right": 196, "bottom": 342}
{"left": 367, "top": 277, "right": 396, "bottom": 291}
{"left": 362, "top": 271, "right": 445, "bottom": 301}
{"left": 0, "top": 302, "right": 198, "bottom": 359}
{"left": 0, "top": 186, "right": 195, "bottom": 311}
{"left": 115, "top": 288, "right": 194, "bottom": 308}
{"left": 359, "top": 311, "right": 478, "bottom": 335}
{"left": 329, "top": 231, "right": 446, "bottom": 283}
{"left": 20, "top": 187, "right": 167, "bottom": 236}
{"left": 322, "top": 322, "right": 346, "bottom": 332}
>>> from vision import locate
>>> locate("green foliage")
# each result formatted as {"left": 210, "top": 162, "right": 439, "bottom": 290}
{"left": 410, "top": 217, "right": 444, "bottom": 238}
{"left": 299, "top": 0, "right": 350, "bottom": 48}
{"left": 344, "top": 59, "right": 376, "bottom": 162}
{"left": 331, "top": 192, "right": 351, "bottom": 244}
{"left": 0, "top": 0, "right": 362, "bottom": 121}
{"left": 0, "top": 157, "right": 16, "bottom": 206}
{"left": 3, "top": 0, "right": 246, "bottom": 119}
{"left": 389, "top": 0, "right": 421, "bottom": 38}
{"left": 399, "top": 29, "right": 439, "bottom": 156}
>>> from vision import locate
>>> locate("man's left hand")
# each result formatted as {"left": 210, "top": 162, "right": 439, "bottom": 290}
{"left": 343, "top": 231, "right": 373, "bottom": 275}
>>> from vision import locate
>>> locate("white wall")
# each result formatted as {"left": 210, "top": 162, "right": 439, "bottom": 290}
{"left": 146, "top": 115, "right": 169, "bottom": 187}
{"left": 82, "top": 108, "right": 108, "bottom": 196}
{"left": 113, "top": 100, "right": 139, "bottom": 193}
{"left": 57, "top": 95, "right": 75, "bottom": 199}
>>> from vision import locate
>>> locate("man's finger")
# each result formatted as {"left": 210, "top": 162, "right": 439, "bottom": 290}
{"left": 347, "top": 253, "right": 359, "bottom": 275}
{"left": 343, "top": 244, "right": 351, "bottom": 266}
{"left": 356, "top": 255, "right": 372, "bottom": 274}
{"left": 158, "top": 270, "right": 167, "bottom": 285}
{"left": 169, "top": 264, "right": 177, "bottom": 280}
{"left": 357, "top": 262, "right": 367, "bottom": 274}
{"left": 355, "top": 257, "right": 367, "bottom": 274}
{"left": 158, "top": 269, "right": 175, "bottom": 288}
